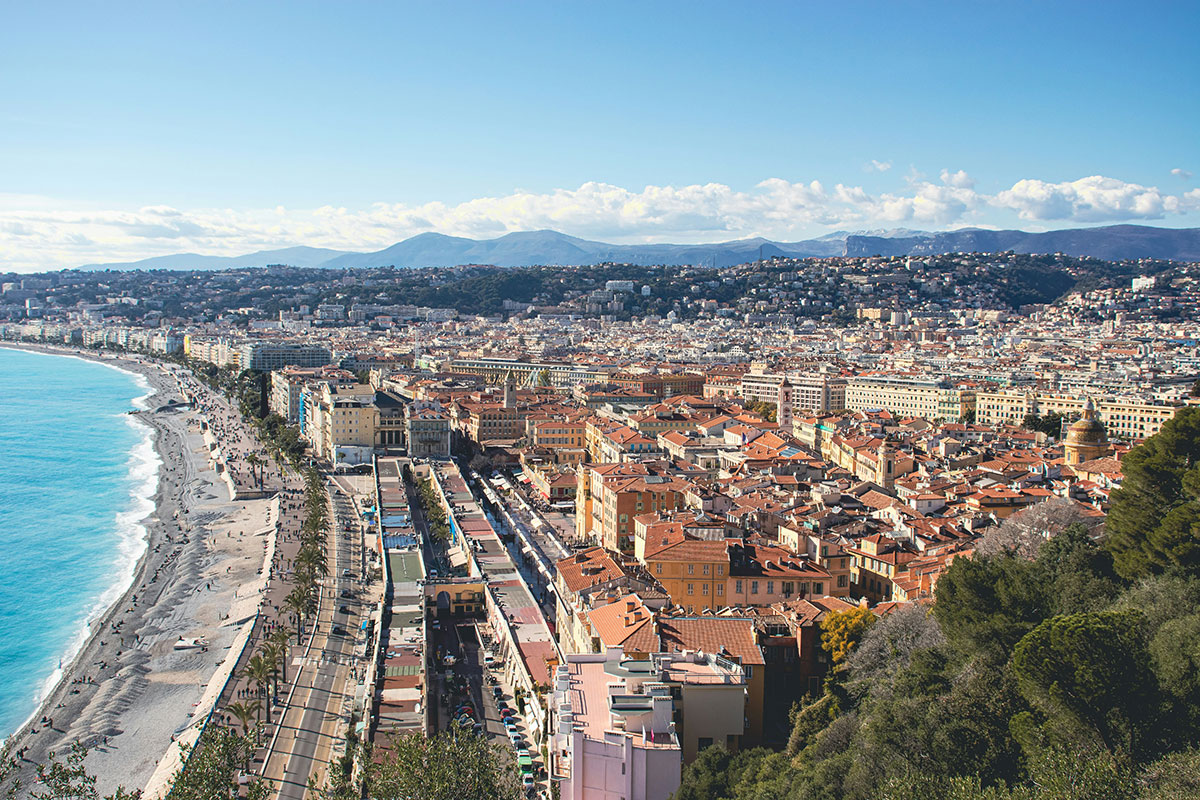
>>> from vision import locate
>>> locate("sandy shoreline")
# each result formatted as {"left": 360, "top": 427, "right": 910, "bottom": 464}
{"left": 0, "top": 344, "right": 275, "bottom": 797}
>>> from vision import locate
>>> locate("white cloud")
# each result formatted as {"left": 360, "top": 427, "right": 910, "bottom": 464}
{"left": 1, "top": 174, "right": 1197, "bottom": 271}
{"left": 1172, "top": 168, "right": 1193, "bottom": 180}
{"left": 940, "top": 169, "right": 976, "bottom": 189}
{"left": 992, "top": 175, "right": 1196, "bottom": 222}
{"left": 865, "top": 159, "right": 892, "bottom": 172}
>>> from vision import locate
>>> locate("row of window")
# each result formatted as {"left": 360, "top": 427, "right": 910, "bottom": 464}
{"left": 680, "top": 578, "right": 839, "bottom": 597}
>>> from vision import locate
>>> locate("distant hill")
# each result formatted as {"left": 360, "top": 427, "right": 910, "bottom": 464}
{"left": 79, "top": 245, "right": 352, "bottom": 271}
{"left": 843, "top": 224, "right": 1200, "bottom": 261}
{"left": 77, "top": 225, "right": 1200, "bottom": 271}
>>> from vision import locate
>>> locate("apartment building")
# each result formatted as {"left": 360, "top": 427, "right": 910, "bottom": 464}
{"left": 640, "top": 538, "right": 729, "bottom": 612}
{"left": 269, "top": 365, "right": 356, "bottom": 423}
{"left": 611, "top": 372, "right": 705, "bottom": 399}
{"left": 239, "top": 341, "right": 332, "bottom": 371}
{"left": 405, "top": 402, "right": 451, "bottom": 458}
{"left": 530, "top": 418, "right": 586, "bottom": 449}
{"left": 725, "top": 540, "right": 848, "bottom": 605}
{"left": 576, "top": 462, "right": 659, "bottom": 545}
{"left": 449, "top": 357, "right": 611, "bottom": 388}
{"left": 551, "top": 648, "right": 748, "bottom": 800}
{"left": 597, "top": 473, "right": 690, "bottom": 554}
{"left": 554, "top": 549, "right": 661, "bottom": 655}
{"left": 304, "top": 382, "right": 378, "bottom": 463}
{"left": 844, "top": 375, "right": 974, "bottom": 421}
{"left": 740, "top": 370, "right": 847, "bottom": 413}
{"left": 974, "top": 389, "right": 1178, "bottom": 440}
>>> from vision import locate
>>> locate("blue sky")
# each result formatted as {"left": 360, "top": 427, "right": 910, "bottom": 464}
{"left": 1, "top": 1, "right": 1197, "bottom": 270}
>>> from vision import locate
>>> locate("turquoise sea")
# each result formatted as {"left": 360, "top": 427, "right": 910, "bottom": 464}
{"left": 0, "top": 347, "right": 158, "bottom": 740}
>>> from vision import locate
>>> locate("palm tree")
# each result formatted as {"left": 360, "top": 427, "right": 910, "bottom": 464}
{"left": 296, "top": 545, "right": 328, "bottom": 579}
{"left": 247, "top": 453, "right": 263, "bottom": 489}
{"left": 261, "top": 642, "right": 283, "bottom": 705}
{"left": 246, "top": 653, "right": 273, "bottom": 725}
{"left": 270, "top": 627, "right": 292, "bottom": 684}
{"left": 226, "top": 699, "right": 261, "bottom": 737}
{"left": 285, "top": 588, "right": 309, "bottom": 643}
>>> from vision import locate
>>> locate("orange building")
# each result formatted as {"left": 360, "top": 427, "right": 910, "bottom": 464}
{"left": 641, "top": 536, "right": 730, "bottom": 612}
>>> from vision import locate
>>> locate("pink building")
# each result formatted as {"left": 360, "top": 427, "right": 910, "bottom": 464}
{"left": 551, "top": 647, "right": 746, "bottom": 800}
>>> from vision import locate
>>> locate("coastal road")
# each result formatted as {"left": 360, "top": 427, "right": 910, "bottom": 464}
{"left": 261, "top": 478, "right": 365, "bottom": 799}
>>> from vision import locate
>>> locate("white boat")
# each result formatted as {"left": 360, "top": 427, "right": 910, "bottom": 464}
{"left": 174, "top": 637, "right": 210, "bottom": 650}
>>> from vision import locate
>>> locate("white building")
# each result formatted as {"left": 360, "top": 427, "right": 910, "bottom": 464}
{"left": 551, "top": 647, "right": 747, "bottom": 800}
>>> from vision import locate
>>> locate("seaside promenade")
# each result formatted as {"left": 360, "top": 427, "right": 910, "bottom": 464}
{"left": 0, "top": 349, "right": 276, "bottom": 798}
{"left": 0, "top": 348, "right": 353, "bottom": 800}
{"left": 142, "top": 368, "right": 375, "bottom": 800}
{"left": 0, "top": 348, "right": 374, "bottom": 800}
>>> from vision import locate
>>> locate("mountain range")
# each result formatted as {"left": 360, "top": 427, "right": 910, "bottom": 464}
{"left": 78, "top": 224, "right": 1200, "bottom": 271}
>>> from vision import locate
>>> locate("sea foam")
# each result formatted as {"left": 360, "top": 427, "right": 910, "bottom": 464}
{"left": 0, "top": 348, "right": 162, "bottom": 741}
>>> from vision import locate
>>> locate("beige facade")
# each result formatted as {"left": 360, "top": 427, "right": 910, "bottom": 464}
{"left": 975, "top": 390, "right": 1177, "bottom": 441}
{"left": 740, "top": 370, "right": 846, "bottom": 413}
{"left": 405, "top": 404, "right": 451, "bottom": 458}
{"left": 844, "top": 375, "right": 974, "bottom": 421}
{"left": 305, "top": 382, "right": 378, "bottom": 461}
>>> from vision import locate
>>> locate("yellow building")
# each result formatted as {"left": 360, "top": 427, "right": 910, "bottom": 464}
{"left": 976, "top": 390, "right": 1177, "bottom": 441}
{"left": 640, "top": 538, "right": 728, "bottom": 612}
{"left": 306, "top": 382, "right": 378, "bottom": 462}
{"left": 844, "top": 375, "right": 974, "bottom": 421}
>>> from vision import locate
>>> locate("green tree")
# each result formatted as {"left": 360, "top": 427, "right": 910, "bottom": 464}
{"left": 0, "top": 742, "right": 140, "bottom": 800}
{"left": 246, "top": 452, "right": 263, "bottom": 489}
{"left": 1036, "top": 523, "right": 1122, "bottom": 615}
{"left": 1105, "top": 407, "right": 1200, "bottom": 579}
{"left": 1148, "top": 612, "right": 1200, "bottom": 706}
{"left": 1141, "top": 747, "right": 1200, "bottom": 800}
{"left": 226, "top": 699, "right": 261, "bottom": 738}
{"left": 1011, "top": 610, "right": 1156, "bottom": 761}
{"left": 672, "top": 745, "right": 774, "bottom": 800}
{"left": 820, "top": 606, "right": 876, "bottom": 667}
{"left": 367, "top": 730, "right": 522, "bottom": 800}
{"left": 246, "top": 653, "right": 274, "bottom": 725}
{"left": 1022, "top": 411, "right": 1066, "bottom": 437}
{"left": 168, "top": 725, "right": 269, "bottom": 800}
{"left": 286, "top": 587, "right": 310, "bottom": 643}
{"left": 270, "top": 627, "right": 292, "bottom": 683}
{"left": 933, "top": 554, "right": 1047, "bottom": 654}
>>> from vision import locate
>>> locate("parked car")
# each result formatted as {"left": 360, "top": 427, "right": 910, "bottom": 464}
{"left": 522, "top": 774, "right": 535, "bottom": 791}
{"left": 492, "top": 686, "right": 503, "bottom": 699}
{"left": 508, "top": 730, "right": 522, "bottom": 746}
{"left": 331, "top": 625, "right": 347, "bottom": 636}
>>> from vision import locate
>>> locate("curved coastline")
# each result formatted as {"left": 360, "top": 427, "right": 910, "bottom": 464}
{"left": 0, "top": 346, "right": 162, "bottom": 744}
{"left": 25, "top": 372, "right": 162, "bottom": 738}
{"left": 0, "top": 343, "right": 275, "bottom": 797}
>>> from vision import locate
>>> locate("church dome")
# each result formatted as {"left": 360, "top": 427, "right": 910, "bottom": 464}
{"left": 1066, "top": 416, "right": 1106, "bottom": 440}
{"left": 1066, "top": 398, "right": 1107, "bottom": 443}
{"left": 1063, "top": 398, "right": 1109, "bottom": 465}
